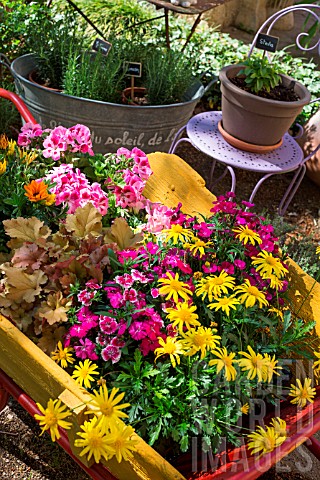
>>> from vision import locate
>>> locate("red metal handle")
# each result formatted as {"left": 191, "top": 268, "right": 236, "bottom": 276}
{"left": 0, "top": 87, "right": 37, "bottom": 125}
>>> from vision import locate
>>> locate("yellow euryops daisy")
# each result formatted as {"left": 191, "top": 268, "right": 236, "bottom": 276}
{"left": 34, "top": 398, "right": 72, "bottom": 442}
{"left": 75, "top": 417, "right": 115, "bottom": 463}
{"left": 0, "top": 159, "right": 6, "bottom": 175}
{"left": 162, "top": 223, "right": 194, "bottom": 244}
{"left": 289, "top": 378, "right": 316, "bottom": 408}
{"left": 316, "top": 245, "right": 320, "bottom": 258}
{"left": 252, "top": 251, "right": 288, "bottom": 279}
{"left": 85, "top": 385, "right": 130, "bottom": 430}
{"left": 208, "top": 295, "right": 240, "bottom": 316}
{"left": 44, "top": 192, "right": 56, "bottom": 206}
{"left": 313, "top": 350, "right": 320, "bottom": 377}
{"left": 195, "top": 270, "right": 236, "bottom": 301}
{"left": 235, "top": 279, "right": 269, "bottom": 309}
{"left": 262, "top": 354, "right": 282, "bottom": 383}
{"left": 106, "top": 424, "right": 138, "bottom": 463}
{"left": 158, "top": 272, "right": 192, "bottom": 303}
{"left": 154, "top": 336, "right": 185, "bottom": 367}
{"left": 241, "top": 403, "right": 250, "bottom": 415}
{"left": 166, "top": 302, "right": 200, "bottom": 332}
{"left": 181, "top": 326, "right": 221, "bottom": 360}
{"left": 72, "top": 359, "right": 100, "bottom": 389}
{"left": 267, "top": 274, "right": 284, "bottom": 291}
{"left": 270, "top": 417, "right": 287, "bottom": 438}
{"left": 233, "top": 225, "right": 262, "bottom": 245}
{"left": 209, "top": 347, "right": 237, "bottom": 381}
{"left": 51, "top": 341, "right": 75, "bottom": 368}
{"left": 187, "top": 238, "right": 213, "bottom": 257}
{"left": 247, "top": 425, "right": 286, "bottom": 457}
{"left": 238, "top": 346, "right": 268, "bottom": 382}
{"left": 268, "top": 306, "right": 285, "bottom": 320}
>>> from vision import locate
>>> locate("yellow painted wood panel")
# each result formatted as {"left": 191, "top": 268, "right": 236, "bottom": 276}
{"left": 145, "top": 152, "right": 217, "bottom": 217}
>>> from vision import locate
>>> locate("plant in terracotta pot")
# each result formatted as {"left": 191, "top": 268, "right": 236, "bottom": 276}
{"left": 219, "top": 52, "right": 311, "bottom": 149}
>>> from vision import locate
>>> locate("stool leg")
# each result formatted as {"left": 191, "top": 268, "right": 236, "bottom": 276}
{"left": 168, "top": 125, "right": 187, "bottom": 153}
{"left": 248, "top": 173, "right": 274, "bottom": 204}
{"left": 278, "top": 165, "right": 306, "bottom": 216}
{"left": 170, "top": 137, "right": 193, "bottom": 155}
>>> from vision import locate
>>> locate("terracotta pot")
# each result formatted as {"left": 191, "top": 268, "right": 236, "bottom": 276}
{"left": 28, "top": 70, "right": 62, "bottom": 92}
{"left": 219, "top": 64, "right": 311, "bottom": 146}
{"left": 121, "top": 87, "right": 147, "bottom": 106}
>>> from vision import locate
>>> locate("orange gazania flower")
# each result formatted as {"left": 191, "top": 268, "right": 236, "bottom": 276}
{"left": 24, "top": 180, "right": 50, "bottom": 202}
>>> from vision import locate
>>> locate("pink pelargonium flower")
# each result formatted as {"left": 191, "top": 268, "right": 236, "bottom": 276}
{"left": 145, "top": 201, "right": 173, "bottom": 233}
{"left": 69, "top": 124, "right": 94, "bottom": 156}
{"left": 18, "top": 122, "right": 43, "bottom": 146}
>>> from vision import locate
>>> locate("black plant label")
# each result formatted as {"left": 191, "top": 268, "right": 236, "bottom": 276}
{"left": 255, "top": 33, "right": 279, "bottom": 53}
{"left": 124, "top": 62, "right": 142, "bottom": 78}
{"left": 92, "top": 38, "right": 112, "bottom": 56}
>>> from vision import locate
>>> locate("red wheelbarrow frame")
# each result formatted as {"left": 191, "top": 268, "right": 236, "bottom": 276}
{"left": 1, "top": 87, "right": 320, "bottom": 479}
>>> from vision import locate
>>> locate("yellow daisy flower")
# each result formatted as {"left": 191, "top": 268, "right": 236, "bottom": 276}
{"left": 72, "top": 359, "right": 100, "bottom": 389}
{"left": 238, "top": 346, "right": 268, "bottom": 382}
{"left": 270, "top": 417, "right": 287, "bottom": 438}
{"left": 313, "top": 350, "right": 320, "bottom": 377}
{"left": 241, "top": 403, "right": 250, "bottom": 415}
{"left": 268, "top": 306, "right": 285, "bottom": 320}
{"left": 166, "top": 302, "right": 200, "bottom": 332}
{"left": 209, "top": 347, "right": 237, "bottom": 381}
{"left": 106, "top": 424, "right": 138, "bottom": 463}
{"left": 0, "top": 159, "right": 6, "bottom": 175}
{"left": 51, "top": 341, "right": 75, "bottom": 368}
{"left": 289, "top": 378, "right": 316, "bottom": 408}
{"left": 195, "top": 270, "right": 235, "bottom": 301}
{"left": 235, "top": 279, "right": 268, "bottom": 309}
{"left": 316, "top": 245, "right": 320, "bottom": 258}
{"left": 162, "top": 223, "right": 194, "bottom": 244}
{"left": 158, "top": 272, "right": 192, "bottom": 303}
{"left": 251, "top": 251, "right": 288, "bottom": 279}
{"left": 154, "top": 336, "right": 185, "bottom": 367}
{"left": 44, "top": 192, "right": 56, "bottom": 206}
{"left": 208, "top": 295, "right": 240, "bottom": 316}
{"left": 181, "top": 326, "right": 221, "bottom": 360}
{"left": 34, "top": 398, "right": 72, "bottom": 442}
{"left": 85, "top": 385, "right": 130, "bottom": 430}
{"left": 7, "top": 139, "right": 16, "bottom": 155}
{"left": 233, "top": 225, "right": 262, "bottom": 245}
{"left": 75, "top": 417, "right": 115, "bottom": 463}
{"left": 262, "top": 353, "right": 282, "bottom": 383}
{"left": 267, "top": 273, "right": 284, "bottom": 290}
{"left": 247, "top": 425, "right": 286, "bottom": 457}
{"left": 188, "top": 238, "right": 213, "bottom": 257}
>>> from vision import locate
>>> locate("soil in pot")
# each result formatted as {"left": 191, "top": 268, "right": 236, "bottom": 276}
{"left": 230, "top": 75, "right": 300, "bottom": 102}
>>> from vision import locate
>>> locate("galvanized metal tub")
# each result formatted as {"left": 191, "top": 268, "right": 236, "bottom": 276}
{"left": 11, "top": 54, "right": 212, "bottom": 154}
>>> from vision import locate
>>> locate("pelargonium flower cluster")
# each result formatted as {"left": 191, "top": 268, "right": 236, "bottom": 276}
{"left": 45, "top": 164, "right": 109, "bottom": 215}
{"left": 18, "top": 123, "right": 94, "bottom": 160}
